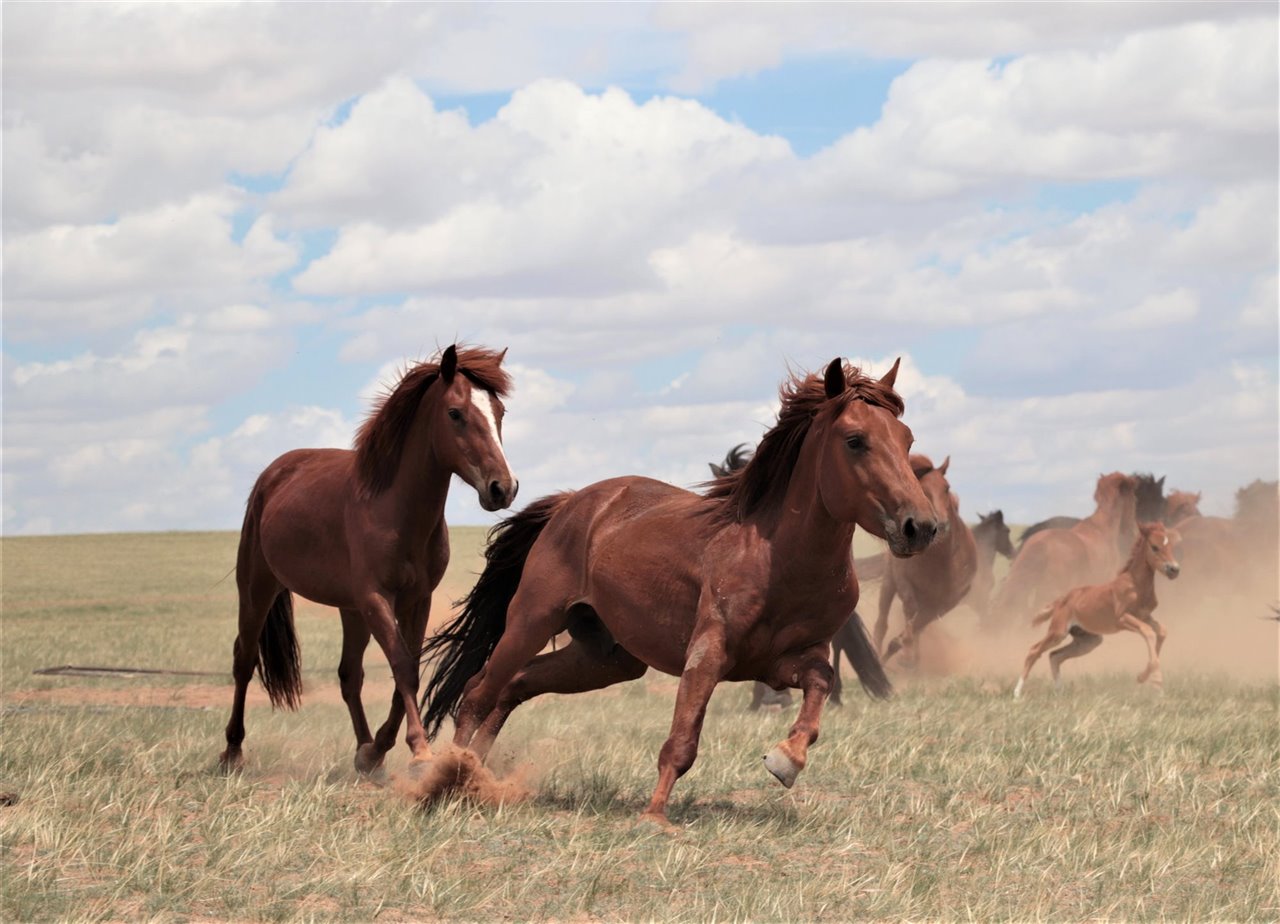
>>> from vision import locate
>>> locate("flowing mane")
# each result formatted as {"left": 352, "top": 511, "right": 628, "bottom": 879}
{"left": 355, "top": 346, "right": 512, "bottom": 496}
{"left": 701, "top": 362, "right": 905, "bottom": 525}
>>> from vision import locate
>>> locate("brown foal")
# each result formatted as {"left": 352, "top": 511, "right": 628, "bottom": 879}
{"left": 1014, "top": 522, "right": 1181, "bottom": 698}
{"left": 219, "top": 345, "right": 517, "bottom": 774}
{"left": 421, "top": 358, "right": 938, "bottom": 824}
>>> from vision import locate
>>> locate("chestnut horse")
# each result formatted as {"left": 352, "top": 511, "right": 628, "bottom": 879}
{"left": 219, "top": 345, "right": 517, "bottom": 775}
{"left": 1014, "top": 473, "right": 1165, "bottom": 555}
{"left": 1014, "top": 522, "right": 1181, "bottom": 697}
{"left": 1162, "top": 490, "right": 1202, "bottom": 526}
{"left": 989, "top": 472, "right": 1138, "bottom": 631}
{"left": 1168, "top": 480, "right": 1278, "bottom": 602}
{"left": 420, "top": 358, "right": 937, "bottom": 824}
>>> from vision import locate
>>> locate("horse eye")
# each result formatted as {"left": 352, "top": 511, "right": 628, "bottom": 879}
{"left": 1150, "top": 545, "right": 1159, "bottom": 552}
{"left": 447, "top": 408, "right": 462, "bottom": 422}
{"left": 846, "top": 434, "right": 867, "bottom": 452}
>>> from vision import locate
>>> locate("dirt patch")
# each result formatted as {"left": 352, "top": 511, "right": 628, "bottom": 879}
{"left": 394, "top": 745, "right": 529, "bottom": 808}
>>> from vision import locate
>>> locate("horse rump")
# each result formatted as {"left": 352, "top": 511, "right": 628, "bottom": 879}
{"left": 419, "top": 492, "right": 571, "bottom": 738}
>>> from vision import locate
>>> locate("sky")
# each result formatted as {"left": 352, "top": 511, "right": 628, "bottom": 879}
{"left": 3, "top": 1, "right": 1277, "bottom": 536}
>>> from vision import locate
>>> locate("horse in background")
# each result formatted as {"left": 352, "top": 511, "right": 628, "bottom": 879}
{"left": 1015, "top": 522, "right": 1181, "bottom": 697}
{"left": 219, "top": 345, "right": 518, "bottom": 775}
{"left": 830, "top": 454, "right": 975, "bottom": 700}
{"left": 1162, "top": 490, "right": 1202, "bottom": 526}
{"left": 709, "top": 443, "right": 752, "bottom": 479}
{"left": 1169, "top": 480, "right": 1278, "bottom": 602}
{"left": 965, "top": 510, "right": 1016, "bottom": 623}
{"left": 420, "top": 358, "right": 938, "bottom": 825}
{"left": 989, "top": 472, "right": 1138, "bottom": 631}
{"left": 1015, "top": 473, "right": 1165, "bottom": 555}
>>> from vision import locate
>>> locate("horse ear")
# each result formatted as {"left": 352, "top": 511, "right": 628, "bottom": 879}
{"left": 879, "top": 357, "right": 902, "bottom": 389}
{"left": 823, "top": 358, "right": 845, "bottom": 399}
{"left": 1157, "top": 476, "right": 1166, "bottom": 488}
{"left": 440, "top": 344, "right": 458, "bottom": 383}
{"left": 1168, "top": 528, "right": 1182, "bottom": 544}
{"left": 497, "top": 347, "right": 508, "bottom": 364}
{"left": 994, "top": 510, "right": 1004, "bottom": 523}
{"left": 709, "top": 463, "right": 725, "bottom": 478}
{"left": 938, "top": 455, "right": 951, "bottom": 476}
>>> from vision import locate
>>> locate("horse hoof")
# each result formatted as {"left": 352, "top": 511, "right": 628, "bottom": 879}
{"left": 1013, "top": 678, "right": 1024, "bottom": 700}
{"left": 353, "top": 744, "right": 384, "bottom": 776}
{"left": 763, "top": 746, "right": 801, "bottom": 789}
{"left": 218, "top": 749, "right": 244, "bottom": 774}
{"left": 404, "top": 756, "right": 432, "bottom": 782}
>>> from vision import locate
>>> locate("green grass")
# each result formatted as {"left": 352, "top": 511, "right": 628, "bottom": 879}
{"left": 2, "top": 532, "right": 1277, "bottom": 921}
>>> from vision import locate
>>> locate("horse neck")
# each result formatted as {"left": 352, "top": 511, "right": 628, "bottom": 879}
{"left": 1120, "top": 540, "right": 1156, "bottom": 606}
{"left": 1087, "top": 491, "right": 1136, "bottom": 555}
{"left": 973, "top": 527, "right": 999, "bottom": 570}
{"left": 382, "top": 404, "right": 452, "bottom": 534}
{"left": 766, "top": 439, "right": 856, "bottom": 579}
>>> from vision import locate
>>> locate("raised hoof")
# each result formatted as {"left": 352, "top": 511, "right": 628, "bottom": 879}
{"left": 763, "top": 746, "right": 801, "bottom": 789}
{"left": 218, "top": 749, "right": 244, "bottom": 774}
{"left": 1013, "top": 678, "right": 1025, "bottom": 700}
{"left": 353, "top": 743, "right": 384, "bottom": 776}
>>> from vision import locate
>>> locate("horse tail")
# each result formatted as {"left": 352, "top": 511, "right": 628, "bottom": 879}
{"left": 257, "top": 589, "right": 303, "bottom": 710}
{"left": 420, "top": 492, "right": 571, "bottom": 739}
{"left": 836, "top": 610, "right": 893, "bottom": 701}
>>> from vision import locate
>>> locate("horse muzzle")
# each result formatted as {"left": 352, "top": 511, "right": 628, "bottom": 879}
{"left": 883, "top": 512, "right": 939, "bottom": 557}
{"left": 478, "top": 477, "right": 519, "bottom": 511}
{"left": 1163, "top": 562, "right": 1181, "bottom": 579}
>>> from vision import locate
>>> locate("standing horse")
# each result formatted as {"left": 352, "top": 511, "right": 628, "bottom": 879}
{"left": 1014, "top": 522, "right": 1181, "bottom": 697}
{"left": 989, "top": 472, "right": 1138, "bottom": 631}
{"left": 219, "top": 345, "right": 517, "bottom": 775}
{"left": 831, "top": 454, "right": 974, "bottom": 700}
{"left": 420, "top": 358, "right": 938, "bottom": 825}
{"left": 1015, "top": 474, "right": 1165, "bottom": 555}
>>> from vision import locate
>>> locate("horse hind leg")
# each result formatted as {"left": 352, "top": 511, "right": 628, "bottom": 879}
{"left": 1014, "top": 620, "right": 1068, "bottom": 699}
{"left": 469, "top": 635, "right": 647, "bottom": 762}
{"left": 219, "top": 566, "right": 285, "bottom": 772}
{"left": 1048, "top": 627, "right": 1103, "bottom": 686}
{"left": 337, "top": 608, "right": 378, "bottom": 775}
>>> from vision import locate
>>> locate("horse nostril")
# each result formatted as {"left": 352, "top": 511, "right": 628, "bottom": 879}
{"left": 903, "top": 518, "right": 917, "bottom": 541}
{"left": 489, "top": 481, "right": 504, "bottom": 502}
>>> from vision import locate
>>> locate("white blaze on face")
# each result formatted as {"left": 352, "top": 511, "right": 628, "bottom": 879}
{"left": 470, "top": 388, "right": 509, "bottom": 479}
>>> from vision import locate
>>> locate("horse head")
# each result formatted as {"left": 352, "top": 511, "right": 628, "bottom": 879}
{"left": 430, "top": 345, "right": 518, "bottom": 511}
{"left": 813, "top": 358, "right": 938, "bottom": 557}
{"left": 1138, "top": 521, "right": 1181, "bottom": 580}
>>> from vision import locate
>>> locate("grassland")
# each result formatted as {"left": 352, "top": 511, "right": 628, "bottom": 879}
{"left": 2, "top": 531, "right": 1277, "bottom": 922}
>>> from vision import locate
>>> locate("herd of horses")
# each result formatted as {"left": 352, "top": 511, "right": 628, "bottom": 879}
{"left": 218, "top": 345, "right": 1277, "bottom": 824}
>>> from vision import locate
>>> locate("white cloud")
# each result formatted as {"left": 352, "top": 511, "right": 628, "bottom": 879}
{"left": 1099, "top": 288, "right": 1199, "bottom": 331}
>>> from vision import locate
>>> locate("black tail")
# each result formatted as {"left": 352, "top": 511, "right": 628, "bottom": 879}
{"left": 835, "top": 610, "right": 892, "bottom": 700}
{"left": 419, "top": 493, "right": 570, "bottom": 739}
{"left": 257, "top": 590, "right": 302, "bottom": 710}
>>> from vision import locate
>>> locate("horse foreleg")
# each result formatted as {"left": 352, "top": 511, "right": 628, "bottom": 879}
{"left": 1119, "top": 613, "right": 1163, "bottom": 689}
{"left": 369, "top": 597, "right": 431, "bottom": 764}
{"left": 872, "top": 570, "right": 896, "bottom": 653}
{"left": 338, "top": 608, "right": 377, "bottom": 774}
{"left": 362, "top": 593, "right": 432, "bottom": 764}
{"left": 762, "top": 644, "right": 834, "bottom": 790}
{"left": 641, "top": 624, "right": 730, "bottom": 826}
{"left": 1148, "top": 615, "right": 1168, "bottom": 656}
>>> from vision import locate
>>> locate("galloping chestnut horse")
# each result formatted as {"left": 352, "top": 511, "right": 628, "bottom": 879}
{"left": 219, "top": 345, "right": 517, "bottom": 775}
{"left": 989, "top": 472, "right": 1138, "bottom": 631}
{"left": 421, "top": 358, "right": 937, "bottom": 824}
{"left": 1015, "top": 522, "right": 1181, "bottom": 697}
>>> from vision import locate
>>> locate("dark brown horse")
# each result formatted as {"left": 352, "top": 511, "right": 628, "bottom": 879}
{"left": 990, "top": 472, "right": 1138, "bottom": 631}
{"left": 219, "top": 345, "right": 517, "bottom": 775}
{"left": 1015, "top": 473, "right": 1165, "bottom": 555}
{"left": 965, "top": 509, "right": 1015, "bottom": 621}
{"left": 1015, "top": 522, "right": 1181, "bottom": 697}
{"left": 420, "top": 358, "right": 937, "bottom": 824}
